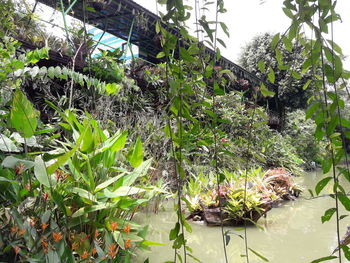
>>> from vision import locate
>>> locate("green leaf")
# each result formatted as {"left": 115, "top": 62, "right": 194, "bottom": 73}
{"left": 315, "top": 177, "right": 332, "bottom": 195}
{"left": 267, "top": 67, "right": 275, "bottom": 83}
{"left": 0, "top": 134, "right": 19, "bottom": 152}
{"left": 310, "top": 256, "right": 337, "bottom": 263}
{"left": 282, "top": 8, "right": 294, "bottom": 19}
{"left": 95, "top": 172, "right": 126, "bottom": 193}
{"left": 34, "top": 156, "right": 51, "bottom": 187}
{"left": 71, "top": 187, "right": 96, "bottom": 202}
{"left": 260, "top": 84, "right": 275, "bottom": 97}
{"left": 248, "top": 248, "right": 269, "bottom": 262}
{"left": 173, "top": 233, "right": 185, "bottom": 249}
{"left": 338, "top": 193, "right": 350, "bottom": 211}
{"left": 156, "top": 52, "right": 165, "bottom": 59}
{"left": 322, "top": 158, "right": 332, "bottom": 174}
{"left": 321, "top": 208, "right": 336, "bottom": 223}
{"left": 103, "top": 186, "right": 145, "bottom": 198}
{"left": 306, "top": 103, "right": 320, "bottom": 119}
{"left": 303, "top": 79, "right": 312, "bottom": 90}
{"left": 10, "top": 89, "right": 39, "bottom": 138}
{"left": 122, "top": 159, "right": 152, "bottom": 186}
{"left": 169, "top": 223, "right": 180, "bottom": 241}
{"left": 46, "top": 127, "right": 86, "bottom": 175}
{"left": 2, "top": 156, "right": 34, "bottom": 170}
{"left": 271, "top": 33, "right": 280, "bottom": 50}
{"left": 258, "top": 60, "right": 265, "bottom": 73}
{"left": 128, "top": 136, "right": 143, "bottom": 168}
{"left": 141, "top": 240, "right": 168, "bottom": 246}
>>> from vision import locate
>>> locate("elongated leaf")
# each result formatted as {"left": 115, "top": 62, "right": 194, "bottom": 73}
{"left": 71, "top": 187, "right": 96, "bottom": 202}
{"left": 315, "top": 177, "right": 332, "bottom": 195}
{"left": 123, "top": 159, "right": 152, "bottom": 186}
{"left": 129, "top": 136, "right": 143, "bottom": 168}
{"left": 103, "top": 186, "right": 145, "bottom": 198}
{"left": 34, "top": 156, "right": 51, "bottom": 187}
{"left": 338, "top": 193, "right": 350, "bottom": 211}
{"left": 141, "top": 240, "right": 168, "bottom": 246}
{"left": 94, "top": 172, "right": 126, "bottom": 193}
{"left": 321, "top": 208, "right": 336, "bottom": 223}
{"left": 46, "top": 127, "right": 86, "bottom": 175}
{"left": 248, "top": 248, "right": 269, "bottom": 262}
{"left": 268, "top": 67, "right": 275, "bottom": 83}
{"left": 311, "top": 256, "right": 337, "bottom": 263}
{"left": 10, "top": 89, "right": 39, "bottom": 138}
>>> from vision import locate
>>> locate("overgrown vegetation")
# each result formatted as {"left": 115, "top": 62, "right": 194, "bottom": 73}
{"left": 1, "top": 0, "right": 350, "bottom": 262}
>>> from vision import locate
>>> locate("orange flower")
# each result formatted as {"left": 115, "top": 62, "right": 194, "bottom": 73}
{"left": 10, "top": 226, "right": 18, "bottom": 233}
{"left": 124, "top": 239, "right": 131, "bottom": 249}
{"left": 19, "top": 229, "right": 26, "bottom": 236}
{"left": 91, "top": 247, "right": 97, "bottom": 256}
{"left": 71, "top": 242, "right": 79, "bottom": 251}
{"left": 123, "top": 224, "right": 130, "bottom": 234}
{"left": 41, "top": 239, "right": 49, "bottom": 253}
{"left": 110, "top": 221, "right": 118, "bottom": 232}
{"left": 15, "top": 163, "right": 25, "bottom": 175}
{"left": 14, "top": 246, "right": 20, "bottom": 255}
{"left": 42, "top": 223, "right": 48, "bottom": 232}
{"left": 94, "top": 229, "right": 100, "bottom": 239}
{"left": 107, "top": 243, "right": 118, "bottom": 259}
{"left": 52, "top": 232, "right": 63, "bottom": 243}
{"left": 81, "top": 250, "right": 89, "bottom": 259}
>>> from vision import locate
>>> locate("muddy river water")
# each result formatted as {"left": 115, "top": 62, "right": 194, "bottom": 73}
{"left": 136, "top": 169, "right": 350, "bottom": 263}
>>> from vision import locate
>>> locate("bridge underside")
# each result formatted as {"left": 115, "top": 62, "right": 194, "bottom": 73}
{"left": 37, "top": 0, "right": 268, "bottom": 88}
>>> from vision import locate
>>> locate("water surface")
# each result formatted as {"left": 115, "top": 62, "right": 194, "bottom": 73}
{"left": 136, "top": 170, "right": 350, "bottom": 263}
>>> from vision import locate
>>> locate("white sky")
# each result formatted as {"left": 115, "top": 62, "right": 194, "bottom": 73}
{"left": 134, "top": 0, "right": 350, "bottom": 69}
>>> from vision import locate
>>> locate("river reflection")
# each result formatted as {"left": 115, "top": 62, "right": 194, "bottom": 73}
{"left": 135, "top": 170, "right": 350, "bottom": 263}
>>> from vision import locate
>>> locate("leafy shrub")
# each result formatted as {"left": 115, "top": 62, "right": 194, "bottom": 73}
{"left": 283, "top": 109, "right": 325, "bottom": 169}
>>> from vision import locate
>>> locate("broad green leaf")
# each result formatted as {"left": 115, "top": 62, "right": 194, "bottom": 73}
{"left": 169, "top": 223, "right": 180, "bottom": 241}
{"left": 71, "top": 187, "right": 96, "bottom": 202}
{"left": 34, "top": 156, "right": 51, "bottom": 187}
{"left": 10, "top": 89, "right": 39, "bottom": 138}
{"left": 322, "top": 158, "right": 332, "bottom": 174}
{"left": 173, "top": 233, "right": 185, "bottom": 249}
{"left": 338, "top": 193, "right": 350, "bottom": 211}
{"left": 0, "top": 135, "right": 20, "bottom": 152}
{"left": 2, "top": 156, "right": 34, "bottom": 170}
{"left": 282, "top": 8, "right": 294, "bottom": 19}
{"left": 321, "top": 208, "right": 336, "bottom": 223}
{"left": 315, "top": 177, "right": 332, "bottom": 195}
{"left": 129, "top": 136, "right": 143, "bottom": 168}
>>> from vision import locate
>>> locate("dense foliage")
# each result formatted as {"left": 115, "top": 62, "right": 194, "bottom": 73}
{"left": 1, "top": 0, "right": 350, "bottom": 262}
